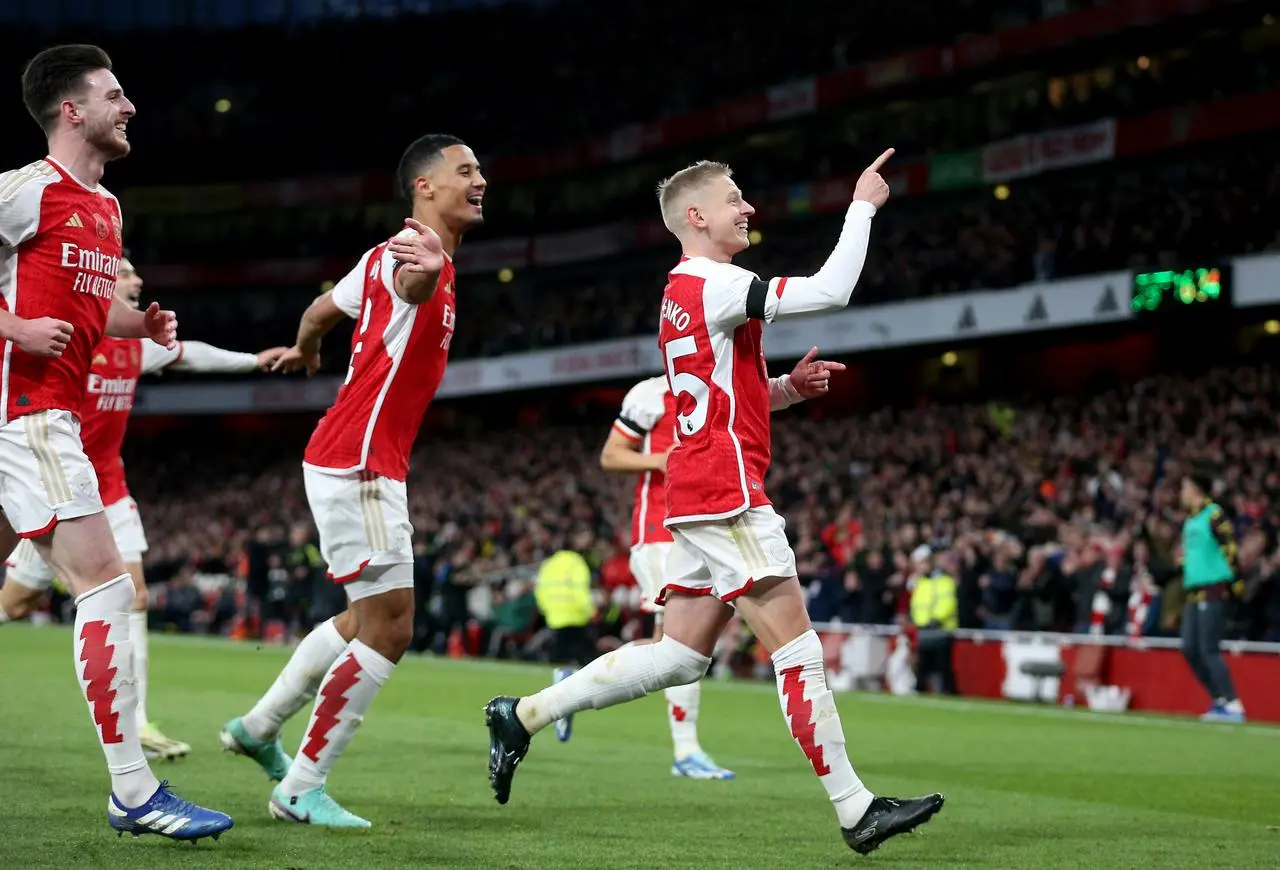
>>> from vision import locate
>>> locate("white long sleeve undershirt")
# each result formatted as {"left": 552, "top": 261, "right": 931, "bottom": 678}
{"left": 769, "top": 199, "right": 877, "bottom": 319}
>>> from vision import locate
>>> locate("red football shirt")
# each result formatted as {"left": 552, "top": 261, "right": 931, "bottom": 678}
{"left": 659, "top": 256, "right": 786, "bottom": 525}
{"left": 0, "top": 158, "right": 124, "bottom": 424}
{"left": 611, "top": 375, "right": 676, "bottom": 546}
{"left": 304, "top": 231, "right": 456, "bottom": 481}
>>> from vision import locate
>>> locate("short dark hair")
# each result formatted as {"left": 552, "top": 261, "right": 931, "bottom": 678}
{"left": 1185, "top": 468, "right": 1216, "bottom": 499}
{"left": 396, "top": 134, "right": 466, "bottom": 201}
{"left": 22, "top": 44, "right": 114, "bottom": 132}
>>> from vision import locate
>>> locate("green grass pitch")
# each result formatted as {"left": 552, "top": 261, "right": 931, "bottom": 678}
{"left": 0, "top": 625, "right": 1276, "bottom": 869}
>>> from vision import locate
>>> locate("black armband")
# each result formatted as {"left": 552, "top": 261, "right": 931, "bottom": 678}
{"left": 745, "top": 278, "right": 771, "bottom": 320}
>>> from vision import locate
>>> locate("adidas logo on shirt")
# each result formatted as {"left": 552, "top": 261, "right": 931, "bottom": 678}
{"left": 65, "top": 213, "right": 84, "bottom": 229}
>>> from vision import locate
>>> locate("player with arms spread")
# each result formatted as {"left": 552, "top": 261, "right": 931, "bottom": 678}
{"left": 0, "top": 44, "right": 232, "bottom": 840}
{"left": 485, "top": 152, "right": 945, "bottom": 855}
{"left": 219, "top": 134, "right": 485, "bottom": 828}
{"left": 594, "top": 374, "right": 734, "bottom": 779}
{"left": 1, "top": 256, "right": 289, "bottom": 760}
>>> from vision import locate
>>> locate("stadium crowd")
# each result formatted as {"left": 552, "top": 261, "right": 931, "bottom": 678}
{"left": 459, "top": 139, "right": 1280, "bottom": 358}
{"left": 101, "top": 364, "right": 1280, "bottom": 650}
{"left": 118, "top": 136, "right": 1280, "bottom": 370}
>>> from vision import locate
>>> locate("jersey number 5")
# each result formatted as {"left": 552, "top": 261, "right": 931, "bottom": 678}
{"left": 344, "top": 298, "right": 374, "bottom": 386}
{"left": 663, "top": 335, "right": 710, "bottom": 436}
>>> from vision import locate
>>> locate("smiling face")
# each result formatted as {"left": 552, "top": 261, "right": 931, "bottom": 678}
{"left": 75, "top": 68, "right": 135, "bottom": 160}
{"left": 693, "top": 173, "right": 756, "bottom": 257}
{"left": 657, "top": 161, "right": 756, "bottom": 261}
{"left": 426, "top": 143, "right": 487, "bottom": 229}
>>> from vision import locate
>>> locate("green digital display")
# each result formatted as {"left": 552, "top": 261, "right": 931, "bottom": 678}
{"left": 1131, "top": 267, "right": 1227, "bottom": 313}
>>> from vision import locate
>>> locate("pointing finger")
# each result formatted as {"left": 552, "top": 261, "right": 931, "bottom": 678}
{"left": 404, "top": 217, "right": 428, "bottom": 234}
{"left": 867, "top": 147, "right": 895, "bottom": 173}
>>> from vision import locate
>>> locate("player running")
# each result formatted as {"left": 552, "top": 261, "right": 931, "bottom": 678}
{"left": 0, "top": 44, "right": 232, "bottom": 840}
{"left": 1, "top": 256, "right": 289, "bottom": 761}
{"left": 593, "top": 374, "right": 734, "bottom": 779}
{"left": 484, "top": 151, "right": 945, "bottom": 855}
{"left": 219, "top": 134, "right": 485, "bottom": 829}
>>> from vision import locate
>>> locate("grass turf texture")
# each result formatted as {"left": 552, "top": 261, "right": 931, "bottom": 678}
{"left": 0, "top": 624, "right": 1276, "bottom": 869}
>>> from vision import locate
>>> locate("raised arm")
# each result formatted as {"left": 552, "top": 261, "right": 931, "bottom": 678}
{"left": 747, "top": 149, "right": 894, "bottom": 322}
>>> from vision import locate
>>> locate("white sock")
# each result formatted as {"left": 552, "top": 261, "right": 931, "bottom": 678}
{"left": 280, "top": 639, "right": 394, "bottom": 797}
{"left": 0, "top": 603, "right": 10, "bottom": 623}
{"left": 516, "top": 637, "right": 709, "bottom": 735}
{"left": 128, "top": 611, "right": 149, "bottom": 727}
{"left": 772, "top": 630, "right": 872, "bottom": 828}
{"left": 74, "top": 574, "right": 160, "bottom": 807}
{"left": 243, "top": 617, "right": 348, "bottom": 742}
{"left": 664, "top": 681, "right": 702, "bottom": 759}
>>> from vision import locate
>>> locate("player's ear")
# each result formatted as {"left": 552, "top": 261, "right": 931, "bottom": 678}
{"left": 62, "top": 99, "right": 83, "bottom": 126}
{"left": 685, "top": 205, "right": 704, "bottom": 229}
{"left": 415, "top": 175, "right": 434, "bottom": 200}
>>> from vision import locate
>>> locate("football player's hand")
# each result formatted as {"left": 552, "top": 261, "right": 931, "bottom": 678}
{"left": 255, "top": 346, "right": 292, "bottom": 371}
{"left": 389, "top": 218, "right": 446, "bottom": 275}
{"left": 271, "top": 345, "right": 321, "bottom": 377}
{"left": 656, "top": 446, "right": 675, "bottom": 473}
{"left": 15, "top": 316, "right": 73, "bottom": 358}
{"left": 853, "top": 148, "right": 895, "bottom": 210}
{"left": 788, "top": 346, "right": 846, "bottom": 399}
{"left": 143, "top": 302, "right": 178, "bottom": 350}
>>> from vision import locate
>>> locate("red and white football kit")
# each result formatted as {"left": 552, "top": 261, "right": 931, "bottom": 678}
{"left": 611, "top": 375, "right": 676, "bottom": 613}
{"left": 6, "top": 336, "right": 259, "bottom": 589}
{"left": 302, "top": 229, "right": 456, "bottom": 600}
{"left": 0, "top": 158, "right": 125, "bottom": 536}
{"left": 656, "top": 200, "right": 878, "bottom": 604}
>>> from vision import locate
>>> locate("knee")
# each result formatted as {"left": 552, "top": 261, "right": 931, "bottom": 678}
{"left": 131, "top": 579, "right": 148, "bottom": 612}
{"left": 333, "top": 608, "right": 359, "bottom": 642}
{"left": 654, "top": 637, "right": 711, "bottom": 687}
{"left": 356, "top": 601, "right": 414, "bottom": 662}
{"left": 1, "top": 587, "right": 38, "bottom": 620}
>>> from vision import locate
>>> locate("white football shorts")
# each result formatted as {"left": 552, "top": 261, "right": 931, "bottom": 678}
{"left": 0, "top": 410, "right": 103, "bottom": 539}
{"left": 629, "top": 541, "right": 674, "bottom": 615}
{"left": 659, "top": 505, "right": 798, "bottom": 605}
{"left": 302, "top": 465, "right": 414, "bottom": 603}
{"left": 4, "top": 494, "right": 147, "bottom": 592}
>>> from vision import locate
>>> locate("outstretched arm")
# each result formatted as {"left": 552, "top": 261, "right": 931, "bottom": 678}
{"left": 141, "top": 339, "right": 289, "bottom": 376}
{"left": 107, "top": 300, "right": 177, "bottom": 348}
{"left": 769, "top": 347, "right": 846, "bottom": 411}
{"left": 271, "top": 292, "right": 351, "bottom": 376}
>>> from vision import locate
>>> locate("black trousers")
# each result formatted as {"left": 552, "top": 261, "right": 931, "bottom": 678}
{"left": 551, "top": 625, "right": 594, "bottom": 666}
{"left": 915, "top": 629, "right": 957, "bottom": 695}
{"left": 1181, "top": 599, "right": 1238, "bottom": 702}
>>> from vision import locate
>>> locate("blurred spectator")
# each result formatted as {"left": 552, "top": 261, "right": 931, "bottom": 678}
{"left": 534, "top": 529, "right": 598, "bottom": 667}
{"left": 908, "top": 546, "right": 960, "bottom": 694}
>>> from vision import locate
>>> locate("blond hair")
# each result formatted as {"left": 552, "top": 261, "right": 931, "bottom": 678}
{"left": 656, "top": 160, "right": 733, "bottom": 235}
